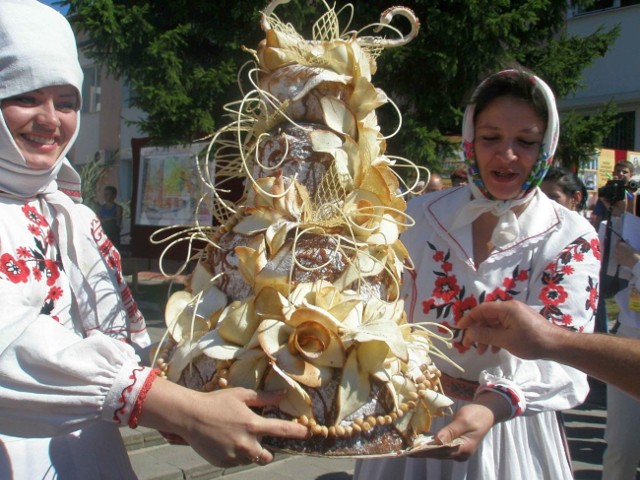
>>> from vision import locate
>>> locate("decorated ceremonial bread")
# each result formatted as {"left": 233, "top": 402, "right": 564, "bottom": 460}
{"left": 155, "top": 0, "right": 457, "bottom": 456}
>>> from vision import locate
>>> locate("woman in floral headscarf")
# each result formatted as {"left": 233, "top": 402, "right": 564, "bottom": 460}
{"left": 0, "top": 1, "right": 305, "bottom": 478}
{"left": 355, "top": 69, "right": 600, "bottom": 479}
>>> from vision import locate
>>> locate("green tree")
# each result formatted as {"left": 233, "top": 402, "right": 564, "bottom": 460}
{"left": 63, "top": 0, "right": 619, "bottom": 171}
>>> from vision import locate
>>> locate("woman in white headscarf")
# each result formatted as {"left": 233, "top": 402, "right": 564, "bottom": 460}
{"left": 0, "top": 2, "right": 306, "bottom": 478}
{"left": 355, "top": 69, "right": 600, "bottom": 479}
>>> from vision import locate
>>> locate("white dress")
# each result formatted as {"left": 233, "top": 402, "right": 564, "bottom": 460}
{"left": 0, "top": 195, "right": 152, "bottom": 479}
{"left": 355, "top": 186, "right": 600, "bottom": 480}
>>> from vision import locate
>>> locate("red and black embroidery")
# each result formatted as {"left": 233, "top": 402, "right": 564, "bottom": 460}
{"left": 0, "top": 204, "right": 65, "bottom": 316}
{"left": 422, "top": 236, "right": 598, "bottom": 352}
{"left": 539, "top": 237, "right": 599, "bottom": 328}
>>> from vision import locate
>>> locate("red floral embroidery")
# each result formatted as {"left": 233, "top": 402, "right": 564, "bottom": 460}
{"left": 433, "top": 276, "right": 461, "bottom": 302}
{"left": 540, "top": 282, "right": 568, "bottom": 306}
{"left": 423, "top": 242, "right": 531, "bottom": 351}
{"left": 421, "top": 235, "right": 599, "bottom": 351}
{"left": 540, "top": 237, "right": 599, "bottom": 326}
{"left": 422, "top": 298, "right": 435, "bottom": 315}
{"left": 47, "top": 286, "right": 63, "bottom": 300}
{"left": 0, "top": 253, "right": 30, "bottom": 283}
{"left": 452, "top": 295, "right": 478, "bottom": 321}
{"left": 0, "top": 203, "right": 67, "bottom": 315}
{"left": 44, "top": 259, "right": 61, "bottom": 286}
{"left": 21, "top": 204, "right": 48, "bottom": 226}
{"left": 485, "top": 287, "right": 512, "bottom": 302}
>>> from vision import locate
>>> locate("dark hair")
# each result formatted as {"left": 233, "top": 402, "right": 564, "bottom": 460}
{"left": 543, "top": 166, "right": 588, "bottom": 211}
{"left": 104, "top": 185, "right": 117, "bottom": 195}
{"left": 472, "top": 70, "right": 548, "bottom": 129}
{"left": 614, "top": 160, "right": 634, "bottom": 172}
{"left": 450, "top": 168, "right": 468, "bottom": 181}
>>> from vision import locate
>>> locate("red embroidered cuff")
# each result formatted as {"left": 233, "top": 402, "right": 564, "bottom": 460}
{"left": 475, "top": 383, "right": 524, "bottom": 420}
{"left": 128, "top": 368, "right": 161, "bottom": 429}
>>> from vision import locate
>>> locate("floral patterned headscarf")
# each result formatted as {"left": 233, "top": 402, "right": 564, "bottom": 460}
{"left": 450, "top": 70, "right": 560, "bottom": 247}
{"left": 461, "top": 69, "right": 560, "bottom": 200}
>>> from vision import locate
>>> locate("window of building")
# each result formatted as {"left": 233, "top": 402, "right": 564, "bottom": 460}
{"left": 583, "top": 0, "right": 615, "bottom": 11}
{"left": 572, "top": 0, "right": 640, "bottom": 14}
{"left": 81, "top": 65, "right": 101, "bottom": 113}
{"left": 602, "top": 111, "right": 636, "bottom": 151}
{"left": 121, "top": 80, "right": 136, "bottom": 109}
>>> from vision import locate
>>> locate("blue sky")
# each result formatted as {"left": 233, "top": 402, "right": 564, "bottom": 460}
{"left": 39, "top": 0, "right": 69, "bottom": 14}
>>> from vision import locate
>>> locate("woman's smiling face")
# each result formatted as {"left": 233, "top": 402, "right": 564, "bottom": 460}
{"left": 474, "top": 95, "right": 545, "bottom": 200}
{"left": 1, "top": 85, "right": 78, "bottom": 170}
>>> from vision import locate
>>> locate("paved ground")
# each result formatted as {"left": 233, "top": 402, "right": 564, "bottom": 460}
{"left": 125, "top": 263, "right": 639, "bottom": 480}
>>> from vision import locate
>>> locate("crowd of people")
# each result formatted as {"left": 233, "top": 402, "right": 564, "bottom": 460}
{"left": 1, "top": 1, "right": 639, "bottom": 479}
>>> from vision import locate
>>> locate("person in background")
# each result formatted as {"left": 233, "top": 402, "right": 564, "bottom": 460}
{"left": 599, "top": 240, "right": 640, "bottom": 479}
{"left": 99, "top": 185, "right": 123, "bottom": 249}
{"left": 354, "top": 69, "right": 600, "bottom": 480}
{"left": 425, "top": 172, "right": 444, "bottom": 192}
{"left": 0, "top": 2, "right": 307, "bottom": 478}
{"left": 540, "top": 165, "right": 588, "bottom": 212}
{"left": 590, "top": 160, "right": 636, "bottom": 229}
{"left": 450, "top": 167, "right": 468, "bottom": 187}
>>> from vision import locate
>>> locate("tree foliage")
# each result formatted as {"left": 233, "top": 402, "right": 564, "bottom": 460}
{"left": 62, "top": 0, "right": 619, "bottom": 171}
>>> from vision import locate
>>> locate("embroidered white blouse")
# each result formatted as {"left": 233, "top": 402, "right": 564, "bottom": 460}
{"left": 355, "top": 186, "right": 601, "bottom": 480}
{"left": 0, "top": 195, "right": 152, "bottom": 479}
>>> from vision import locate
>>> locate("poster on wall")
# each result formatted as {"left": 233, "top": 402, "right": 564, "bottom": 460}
{"left": 135, "top": 144, "right": 210, "bottom": 227}
{"left": 596, "top": 148, "right": 616, "bottom": 189}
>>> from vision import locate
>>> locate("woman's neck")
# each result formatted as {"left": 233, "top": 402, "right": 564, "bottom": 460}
{"left": 471, "top": 202, "right": 529, "bottom": 266}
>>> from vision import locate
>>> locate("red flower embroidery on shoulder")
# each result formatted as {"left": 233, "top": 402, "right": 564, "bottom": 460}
{"left": 540, "top": 237, "right": 599, "bottom": 327}
{"left": 0, "top": 253, "right": 30, "bottom": 283}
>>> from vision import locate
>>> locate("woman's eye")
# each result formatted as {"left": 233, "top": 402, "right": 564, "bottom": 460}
{"left": 519, "top": 139, "right": 540, "bottom": 147}
{"left": 56, "top": 101, "right": 77, "bottom": 112}
{"left": 9, "top": 95, "right": 36, "bottom": 105}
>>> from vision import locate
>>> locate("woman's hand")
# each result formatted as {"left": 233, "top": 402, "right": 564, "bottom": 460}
{"left": 410, "top": 390, "right": 511, "bottom": 461}
{"left": 139, "top": 378, "right": 308, "bottom": 468}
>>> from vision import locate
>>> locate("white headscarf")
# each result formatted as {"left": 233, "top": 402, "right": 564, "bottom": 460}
{"left": 0, "top": 0, "right": 83, "bottom": 201}
{"left": 0, "top": 1, "right": 145, "bottom": 342}
{"left": 450, "top": 69, "right": 560, "bottom": 247}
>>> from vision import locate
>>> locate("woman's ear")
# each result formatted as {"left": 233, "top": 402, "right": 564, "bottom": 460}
{"left": 572, "top": 191, "right": 583, "bottom": 210}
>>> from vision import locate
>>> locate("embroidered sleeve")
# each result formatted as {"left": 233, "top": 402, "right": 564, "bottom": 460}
{"left": 128, "top": 368, "right": 160, "bottom": 429}
{"left": 475, "top": 381, "right": 525, "bottom": 420}
{"left": 538, "top": 235, "right": 600, "bottom": 332}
